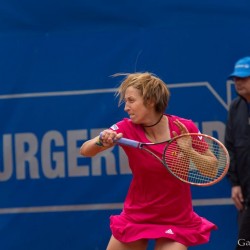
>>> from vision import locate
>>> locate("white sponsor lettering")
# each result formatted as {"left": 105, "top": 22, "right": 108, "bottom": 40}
{"left": 0, "top": 121, "right": 224, "bottom": 181}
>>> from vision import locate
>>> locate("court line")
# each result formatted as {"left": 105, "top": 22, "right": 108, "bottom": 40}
{"left": 0, "top": 82, "right": 229, "bottom": 110}
{"left": 0, "top": 198, "right": 233, "bottom": 214}
{"left": 0, "top": 88, "right": 118, "bottom": 99}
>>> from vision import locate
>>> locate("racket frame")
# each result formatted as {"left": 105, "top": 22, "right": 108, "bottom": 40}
{"left": 100, "top": 132, "right": 229, "bottom": 186}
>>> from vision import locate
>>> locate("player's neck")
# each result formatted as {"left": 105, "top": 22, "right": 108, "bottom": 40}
{"left": 143, "top": 116, "right": 170, "bottom": 142}
{"left": 143, "top": 114, "right": 163, "bottom": 128}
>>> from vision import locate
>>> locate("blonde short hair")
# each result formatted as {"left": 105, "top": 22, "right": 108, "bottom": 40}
{"left": 114, "top": 72, "right": 170, "bottom": 113}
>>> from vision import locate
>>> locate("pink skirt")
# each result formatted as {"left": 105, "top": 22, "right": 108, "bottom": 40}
{"left": 110, "top": 212, "right": 217, "bottom": 246}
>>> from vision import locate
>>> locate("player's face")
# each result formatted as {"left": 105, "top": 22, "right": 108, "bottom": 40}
{"left": 234, "top": 76, "right": 250, "bottom": 101}
{"left": 124, "top": 86, "right": 154, "bottom": 124}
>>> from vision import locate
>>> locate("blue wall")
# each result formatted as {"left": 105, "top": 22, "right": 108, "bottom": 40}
{"left": 1, "top": 1, "right": 250, "bottom": 249}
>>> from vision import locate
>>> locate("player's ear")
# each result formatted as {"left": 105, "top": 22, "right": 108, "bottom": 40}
{"left": 145, "top": 99, "right": 155, "bottom": 108}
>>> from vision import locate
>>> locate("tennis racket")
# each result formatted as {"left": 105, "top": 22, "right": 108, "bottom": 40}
{"left": 106, "top": 133, "right": 229, "bottom": 187}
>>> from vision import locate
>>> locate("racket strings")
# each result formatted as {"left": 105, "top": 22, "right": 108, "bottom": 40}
{"left": 164, "top": 134, "right": 228, "bottom": 185}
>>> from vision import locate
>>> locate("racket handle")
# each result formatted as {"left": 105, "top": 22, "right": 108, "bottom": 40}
{"left": 116, "top": 137, "right": 140, "bottom": 148}
{"left": 99, "top": 132, "right": 140, "bottom": 148}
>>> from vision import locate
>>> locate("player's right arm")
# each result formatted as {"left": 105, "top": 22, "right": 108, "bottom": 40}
{"left": 80, "top": 129, "right": 123, "bottom": 157}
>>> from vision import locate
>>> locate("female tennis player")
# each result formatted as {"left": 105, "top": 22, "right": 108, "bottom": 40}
{"left": 80, "top": 72, "right": 217, "bottom": 250}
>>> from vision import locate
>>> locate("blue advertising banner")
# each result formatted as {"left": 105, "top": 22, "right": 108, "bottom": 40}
{"left": 1, "top": 1, "right": 250, "bottom": 249}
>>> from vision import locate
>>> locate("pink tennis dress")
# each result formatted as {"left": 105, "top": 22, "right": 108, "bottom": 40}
{"left": 109, "top": 114, "right": 217, "bottom": 247}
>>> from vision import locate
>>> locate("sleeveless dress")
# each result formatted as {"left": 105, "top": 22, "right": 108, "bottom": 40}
{"left": 109, "top": 114, "right": 217, "bottom": 246}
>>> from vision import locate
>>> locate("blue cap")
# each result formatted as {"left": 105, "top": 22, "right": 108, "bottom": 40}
{"left": 228, "top": 56, "right": 250, "bottom": 79}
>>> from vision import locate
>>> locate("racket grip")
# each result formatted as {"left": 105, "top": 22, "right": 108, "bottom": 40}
{"left": 99, "top": 132, "right": 140, "bottom": 148}
{"left": 117, "top": 137, "right": 140, "bottom": 148}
